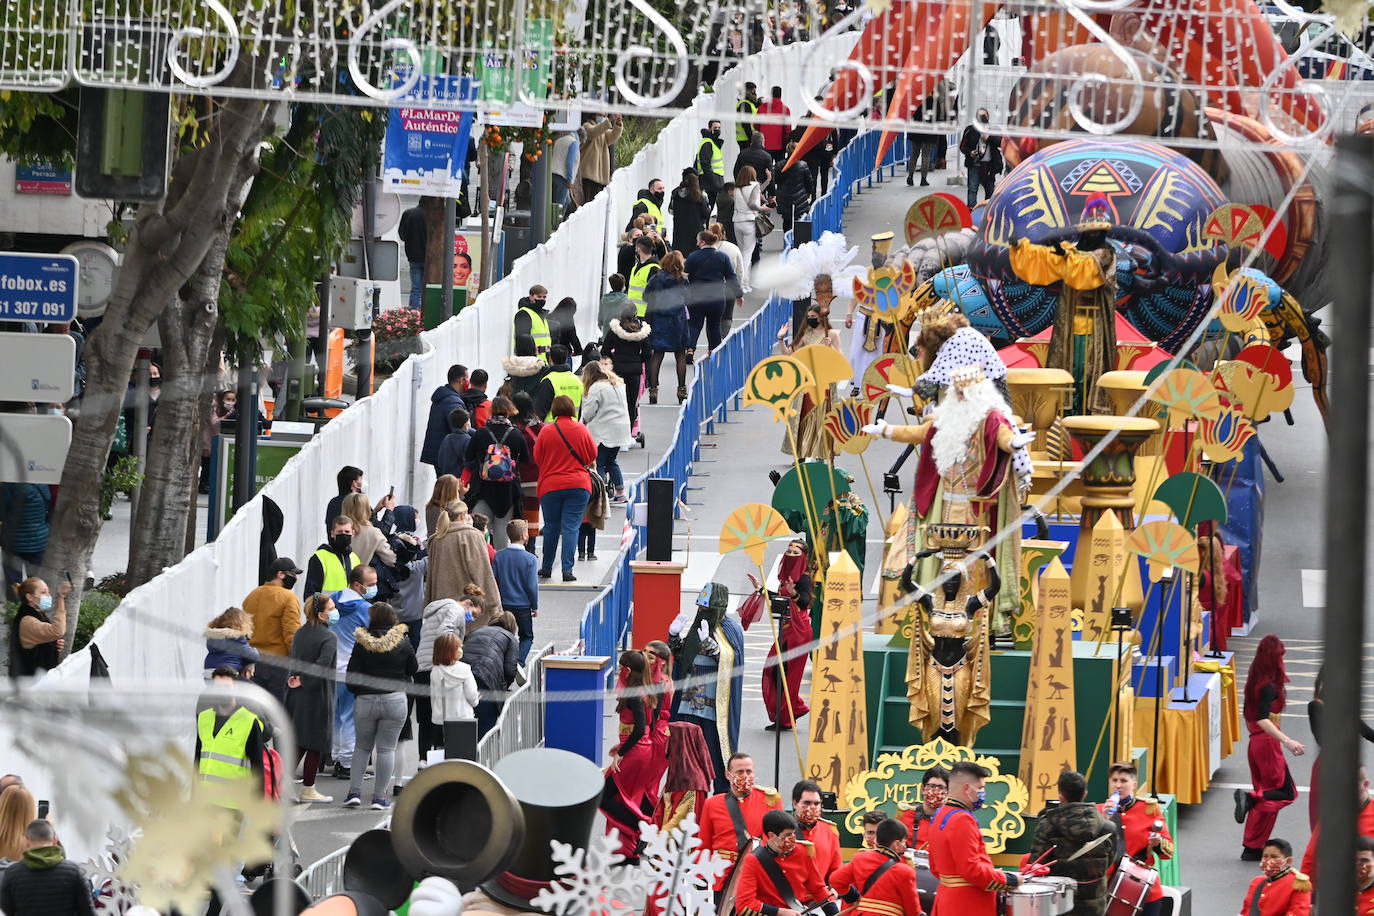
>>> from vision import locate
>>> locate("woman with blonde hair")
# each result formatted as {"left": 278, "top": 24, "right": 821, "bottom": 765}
{"left": 202, "top": 607, "right": 260, "bottom": 677}
{"left": 342, "top": 492, "right": 396, "bottom": 567}
{"left": 9, "top": 577, "right": 69, "bottom": 677}
{"left": 0, "top": 784, "right": 37, "bottom": 861}
{"left": 425, "top": 474, "right": 461, "bottom": 536}
{"left": 579, "top": 361, "right": 634, "bottom": 506}
{"left": 425, "top": 500, "right": 502, "bottom": 626}
{"left": 730, "top": 165, "right": 772, "bottom": 292}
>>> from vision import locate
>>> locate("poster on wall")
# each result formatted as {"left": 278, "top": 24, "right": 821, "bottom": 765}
{"left": 15, "top": 162, "right": 72, "bottom": 195}
{"left": 382, "top": 75, "right": 477, "bottom": 196}
{"left": 454, "top": 229, "right": 484, "bottom": 301}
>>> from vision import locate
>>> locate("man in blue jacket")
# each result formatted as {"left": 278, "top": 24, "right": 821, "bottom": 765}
{"left": 683, "top": 231, "right": 740, "bottom": 358}
{"left": 327, "top": 565, "right": 377, "bottom": 779}
{"left": 420, "top": 364, "right": 467, "bottom": 467}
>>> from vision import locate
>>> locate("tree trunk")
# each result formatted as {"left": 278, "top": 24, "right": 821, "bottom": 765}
{"left": 38, "top": 93, "right": 273, "bottom": 658}
{"left": 126, "top": 225, "right": 236, "bottom": 588}
{"left": 421, "top": 195, "right": 446, "bottom": 287}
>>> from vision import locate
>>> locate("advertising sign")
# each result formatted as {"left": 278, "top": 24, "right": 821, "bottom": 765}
{"left": 0, "top": 332, "right": 76, "bottom": 402}
{"left": 481, "top": 19, "right": 552, "bottom": 128}
{"left": 382, "top": 75, "right": 477, "bottom": 196}
{"left": 0, "top": 252, "right": 78, "bottom": 323}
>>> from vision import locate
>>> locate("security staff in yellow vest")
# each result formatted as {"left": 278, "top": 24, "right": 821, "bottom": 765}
{"left": 627, "top": 178, "right": 667, "bottom": 235}
{"left": 512, "top": 284, "right": 553, "bottom": 358}
{"left": 303, "top": 517, "right": 363, "bottom": 596}
{"left": 697, "top": 120, "right": 726, "bottom": 202}
{"left": 626, "top": 236, "right": 661, "bottom": 318}
{"left": 736, "top": 82, "right": 760, "bottom": 149}
{"left": 534, "top": 344, "right": 584, "bottom": 421}
{"left": 196, "top": 668, "right": 267, "bottom": 793}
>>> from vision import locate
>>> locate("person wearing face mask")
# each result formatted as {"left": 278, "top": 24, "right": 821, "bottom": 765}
{"left": 643, "top": 640, "right": 675, "bottom": 808}
{"left": 696, "top": 120, "right": 726, "bottom": 203}
{"left": 699, "top": 753, "right": 782, "bottom": 894}
{"left": 305, "top": 518, "right": 362, "bottom": 597}
{"left": 325, "top": 565, "right": 379, "bottom": 780}
{"left": 1356, "top": 835, "right": 1374, "bottom": 911}
{"left": 861, "top": 811, "right": 887, "bottom": 850}
{"left": 286, "top": 593, "right": 339, "bottom": 803}
{"left": 1238, "top": 838, "right": 1310, "bottom": 916}
{"left": 926, "top": 761, "right": 1020, "bottom": 914}
{"left": 762, "top": 540, "right": 813, "bottom": 731}
{"left": 777, "top": 300, "right": 843, "bottom": 459}
{"left": 899, "top": 766, "right": 949, "bottom": 852}
{"left": 791, "top": 780, "right": 840, "bottom": 882}
{"left": 1098, "top": 761, "right": 1173, "bottom": 916}
{"left": 830, "top": 817, "right": 925, "bottom": 916}
{"left": 241, "top": 557, "right": 304, "bottom": 703}
{"left": 628, "top": 179, "right": 668, "bottom": 235}
{"left": 8, "top": 578, "right": 69, "bottom": 678}
{"left": 735, "top": 809, "right": 838, "bottom": 916}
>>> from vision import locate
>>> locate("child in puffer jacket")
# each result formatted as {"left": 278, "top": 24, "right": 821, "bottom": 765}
{"left": 203, "top": 607, "right": 261, "bottom": 677}
{"left": 430, "top": 633, "right": 480, "bottom": 726}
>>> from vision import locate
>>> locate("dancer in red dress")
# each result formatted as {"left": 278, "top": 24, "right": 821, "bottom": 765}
{"left": 645, "top": 639, "right": 675, "bottom": 808}
{"left": 1235, "top": 635, "right": 1305, "bottom": 861}
{"left": 601, "top": 649, "right": 665, "bottom": 858}
{"left": 762, "top": 540, "right": 813, "bottom": 730}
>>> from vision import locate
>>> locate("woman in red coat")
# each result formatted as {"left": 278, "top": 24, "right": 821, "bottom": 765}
{"left": 1236, "top": 634, "right": 1305, "bottom": 860}
{"left": 532, "top": 395, "right": 597, "bottom": 581}
{"left": 601, "top": 649, "right": 662, "bottom": 858}
{"left": 762, "top": 540, "right": 814, "bottom": 730}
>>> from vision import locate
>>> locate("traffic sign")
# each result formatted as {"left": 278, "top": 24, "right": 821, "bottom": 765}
{"left": 0, "top": 252, "right": 79, "bottom": 323}
{"left": 0, "top": 413, "right": 72, "bottom": 485}
{"left": 0, "top": 332, "right": 76, "bottom": 402}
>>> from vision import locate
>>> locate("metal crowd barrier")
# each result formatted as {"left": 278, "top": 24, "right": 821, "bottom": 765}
{"left": 476, "top": 643, "right": 555, "bottom": 770}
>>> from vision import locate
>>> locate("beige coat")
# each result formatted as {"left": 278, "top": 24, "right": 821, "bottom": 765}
{"left": 576, "top": 117, "right": 623, "bottom": 187}
{"left": 424, "top": 522, "right": 502, "bottom": 627}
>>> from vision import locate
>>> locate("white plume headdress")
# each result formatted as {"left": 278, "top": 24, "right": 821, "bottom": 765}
{"left": 755, "top": 230, "right": 867, "bottom": 299}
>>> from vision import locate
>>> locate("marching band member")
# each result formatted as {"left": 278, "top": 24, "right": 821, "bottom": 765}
{"left": 831, "top": 817, "right": 925, "bottom": 916}
{"left": 793, "top": 780, "right": 842, "bottom": 883}
{"left": 1238, "top": 838, "right": 1310, "bottom": 916}
{"left": 899, "top": 767, "right": 948, "bottom": 852}
{"left": 699, "top": 753, "right": 782, "bottom": 893}
{"left": 736, "top": 810, "right": 839, "bottom": 916}
{"left": 1099, "top": 761, "right": 1174, "bottom": 916}
{"left": 1357, "top": 835, "right": 1374, "bottom": 914}
{"left": 925, "top": 762, "right": 1020, "bottom": 915}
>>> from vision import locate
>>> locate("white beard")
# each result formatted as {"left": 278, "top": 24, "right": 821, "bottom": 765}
{"left": 929, "top": 380, "right": 1012, "bottom": 476}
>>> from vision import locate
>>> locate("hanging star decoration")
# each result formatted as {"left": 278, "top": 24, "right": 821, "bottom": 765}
{"left": 720, "top": 503, "right": 793, "bottom": 566}
{"left": 114, "top": 746, "right": 280, "bottom": 913}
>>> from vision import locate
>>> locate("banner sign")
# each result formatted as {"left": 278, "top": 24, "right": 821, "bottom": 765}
{"left": 382, "top": 75, "right": 477, "bottom": 196}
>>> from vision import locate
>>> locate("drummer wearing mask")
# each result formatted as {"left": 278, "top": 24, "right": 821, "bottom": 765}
{"left": 926, "top": 761, "right": 1021, "bottom": 914}
{"left": 900, "top": 767, "right": 949, "bottom": 852}
{"left": 735, "top": 810, "right": 839, "bottom": 916}
{"left": 793, "top": 780, "right": 842, "bottom": 883}
{"left": 831, "top": 817, "right": 926, "bottom": 916}
{"left": 1098, "top": 761, "right": 1174, "bottom": 916}
{"left": 1027, "top": 770, "right": 1118, "bottom": 915}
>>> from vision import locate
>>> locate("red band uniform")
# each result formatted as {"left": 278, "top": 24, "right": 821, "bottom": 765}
{"left": 1238, "top": 867, "right": 1311, "bottom": 916}
{"left": 736, "top": 841, "right": 834, "bottom": 916}
{"left": 925, "top": 801, "right": 1016, "bottom": 915}
{"left": 796, "top": 816, "right": 843, "bottom": 883}
{"left": 831, "top": 846, "right": 925, "bottom": 916}
{"left": 698, "top": 785, "right": 783, "bottom": 890}
{"left": 1099, "top": 795, "right": 1174, "bottom": 906}
{"left": 898, "top": 808, "right": 938, "bottom": 852}
{"left": 1299, "top": 796, "right": 1374, "bottom": 882}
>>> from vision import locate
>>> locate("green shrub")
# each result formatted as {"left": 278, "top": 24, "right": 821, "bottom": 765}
{"left": 74, "top": 591, "right": 120, "bottom": 652}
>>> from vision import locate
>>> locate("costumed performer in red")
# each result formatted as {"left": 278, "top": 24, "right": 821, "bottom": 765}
{"left": 655, "top": 719, "right": 716, "bottom": 832}
{"left": 645, "top": 639, "right": 675, "bottom": 808}
{"left": 601, "top": 649, "right": 665, "bottom": 858}
{"left": 1235, "top": 634, "right": 1304, "bottom": 861}
{"left": 762, "top": 539, "right": 814, "bottom": 731}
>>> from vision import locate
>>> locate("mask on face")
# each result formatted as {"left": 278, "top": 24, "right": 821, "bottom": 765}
{"left": 282, "top": 574, "right": 298, "bottom": 591}
{"left": 37, "top": 594, "right": 53, "bottom": 611}
{"left": 363, "top": 585, "right": 379, "bottom": 600}
{"left": 807, "top": 316, "right": 820, "bottom": 327}
{"left": 776, "top": 835, "right": 798, "bottom": 855}
{"left": 729, "top": 773, "right": 755, "bottom": 797}
{"left": 330, "top": 533, "right": 353, "bottom": 552}
{"left": 971, "top": 788, "right": 986, "bottom": 811}
{"left": 1261, "top": 859, "right": 1286, "bottom": 879}
{"left": 923, "top": 787, "right": 946, "bottom": 808}
{"left": 357, "top": 481, "right": 368, "bottom": 495}
{"left": 327, "top": 608, "right": 341, "bottom": 625}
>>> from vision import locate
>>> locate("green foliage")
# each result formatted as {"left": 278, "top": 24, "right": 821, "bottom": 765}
{"left": 100, "top": 456, "right": 144, "bottom": 519}
{"left": 74, "top": 591, "right": 120, "bottom": 652}
{"left": 221, "top": 103, "right": 386, "bottom": 365}
{"left": 614, "top": 117, "right": 670, "bottom": 169}
{"left": 0, "top": 89, "right": 79, "bottom": 164}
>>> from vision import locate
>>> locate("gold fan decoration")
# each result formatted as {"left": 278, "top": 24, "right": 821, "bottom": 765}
{"left": 791, "top": 344, "right": 855, "bottom": 403}
{"left": 1148, "top": 367, "right": 1222, "bottom": 420}
{"left": 719, "top": 503, "right": 793, "bottom": 565}
{"left": 743, "top": 356, "right": 815, "bottom": 420}
{"left": 861, "top": 354, "right": 916, "bottom": 405}
{"left": 824, "top": 398, "right": 875, "bottom": 454}
{"left": 1125, "top": 520, "right": 1201, "bottom": 582}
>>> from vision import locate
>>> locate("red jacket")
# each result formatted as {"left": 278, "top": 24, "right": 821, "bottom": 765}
{"left": 532, "top": 417, "right": 597, "bottom": 497}
{"left": 1301, "top": 797, "right": 1374, "bottom": 882}
{"left": 698, "top": 787, "right": 783, "bottom": 889}
{"left": 1098, "top": 797, "right": 1174, "bottom": 903}
{"left": 757, "top": 98, "right": 791, "bottom": 151}
{"left": 831, "top": 848, "right": 925, "bottom": 916}
{"left": 899, "top": 807, "right": 939, "bottom": 852}
{"left": 1358, "top": 880, "right": 1374, "bottom": 915}
{"left": 1239, "top": 869, "right": 1311, "bottom": 916}
{"left": 736, "top": 844, "right": 831, "bottom": 916}
{"left": 926, "top": 802, "right": 1014, "bottom": 916}
{"left": 797, "top": 817, "right": 842, "bottom": 882}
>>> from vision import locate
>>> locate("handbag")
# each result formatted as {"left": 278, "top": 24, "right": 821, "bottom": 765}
{"left": 553, "top": 421, "right": 610, "bottom": 521}
{"left": 755, "top": 211, "right": 776, "bottom": 238}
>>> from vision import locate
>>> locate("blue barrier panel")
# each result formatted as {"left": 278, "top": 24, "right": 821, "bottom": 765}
{"left": 575, "top": 131, "right": 908, "bottom": 660}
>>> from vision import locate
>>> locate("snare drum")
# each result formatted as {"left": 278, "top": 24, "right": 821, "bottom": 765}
{"left": 1002, "top": 884, "right": 1058, "bottom": 916}
{"left": 1025, "top": 876, "right": 1076, "bottom": 915}
{"left": 1104, "top": 857, "right": 1159, "bottom": 916}
{"left": 912, "top": 851, "right": 937, "bottom": 914}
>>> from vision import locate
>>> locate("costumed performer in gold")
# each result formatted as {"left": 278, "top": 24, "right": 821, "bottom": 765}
{"left": 777, "top": 292, "right": 845, "bottom": 459}
{"left": 1009, "top": 192, "right": 1119, "bottom": 415}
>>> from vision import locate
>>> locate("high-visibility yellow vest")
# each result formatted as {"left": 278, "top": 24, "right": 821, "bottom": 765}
{"left": 544, "top": 371, "right": 585, "bottom": 421}
{"left": 312, "top": 547, "right": 360, "bottom": 592}
{"left": 736, "top": 98, "right": 757, "bottom": 141}
{"left": 635, "top": 197, "right": 665, "bottom": 235}
{"left": 698, "top": 137, "right": 724, "bottom": 177}
{"left": 627, "top": 262, "right": 660, "bottom": 316}
{"left": 197, "top": 706, "right": 261, "bottom": 786}
{"left": 514, "top": 306, "right": 552, "bottom": 355}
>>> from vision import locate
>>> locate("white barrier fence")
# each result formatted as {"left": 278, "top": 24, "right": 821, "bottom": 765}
{"left": 36, "top": 33, "right": 858, "bottom": 692}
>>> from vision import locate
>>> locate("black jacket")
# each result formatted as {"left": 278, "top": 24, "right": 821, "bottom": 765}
{"left": 603, "top": 318, "right": 652, "bottom": 377}
{"left": 615, "top": 242, "right": 638, "bottom": 281}
{"left": 303, "top": 540, "right": 357, "bottom": 597}
{"left": 696, "top": 132, "right": 726, "bottom": 196}
{"left": 346, "top": 624, "right": 418, "bottom": 696}
{"left": 669, "top": 188, "right": 712, "bottom": 255}
{"left": 464, "top": 418, "right": 531, "bottom": 518}
{"left": 0, "top": 848, "right": 95, "bottom": 916}
{"left": 465, "top": 625, "right": 519, "bottom": 690}
{"left": 533, "top": 361, "right": 577, "bottom": 421}
{"left": 959, "top": 125, "right": 1003, "bottom": 173}
{"left": 512, "top": 297, "right": 550, "bottom": 342}
{"left": 398, "top": 207, "right": 427, "bottom": 264}
{"left": 775, "top": 160, "right": 813, "bottom": 209}
{"left": 683, "top": 247, "right": 739, "bottom": 304}
{"left": 421, "top": 383, "right": 466, "bottom": 466}
{"left": 735, "top": 145, "right": 774, "bottom": 186}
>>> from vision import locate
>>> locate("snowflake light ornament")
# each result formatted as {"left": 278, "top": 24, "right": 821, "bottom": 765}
{"left": 532, "top": 814, "right": 729, "bottom": 916}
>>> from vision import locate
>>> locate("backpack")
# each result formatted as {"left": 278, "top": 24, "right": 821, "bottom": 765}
{"left": 262, "top": 747, "right": 283, "bottom": 801}
{"left": 480, "top": 427, "right": 517, "bottom": 483}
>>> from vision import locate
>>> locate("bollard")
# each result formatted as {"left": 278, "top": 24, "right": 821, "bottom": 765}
{"left": 543, "top": 656, "right": 612, "bottom": 764}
